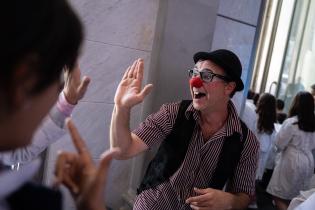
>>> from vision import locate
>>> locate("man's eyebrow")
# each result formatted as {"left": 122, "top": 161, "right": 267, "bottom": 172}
{"left": 201, "top": 68, "right": 213, "bottom": 72}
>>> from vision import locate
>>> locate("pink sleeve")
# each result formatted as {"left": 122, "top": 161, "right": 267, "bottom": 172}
{"left": 56, "top": 91, "right": 75, "bottom": 117}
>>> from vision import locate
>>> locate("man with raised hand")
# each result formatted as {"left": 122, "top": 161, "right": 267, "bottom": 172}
{"left": 110, "top": 50, "right": 259, "bottom": 210}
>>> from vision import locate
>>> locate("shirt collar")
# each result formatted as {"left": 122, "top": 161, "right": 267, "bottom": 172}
{"left": 184, "top": 100, "right": 244, "bottom": 139}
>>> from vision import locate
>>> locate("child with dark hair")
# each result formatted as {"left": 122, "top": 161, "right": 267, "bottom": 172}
{"left": 0, "top": 1, "right": 117, "bottom": 210}
{"left": 253, "top": 93, "right": 260, "bottom": 107}
{"left": 267, "top": 91, "right": 315, "bottom": 210}
{"left": 276, "top": 99, "right": 287, "bottom": 124}
{"left": 254, "top": 93, "right": 277, "bottom": 180}
{"left": 247, "top": 89, "right": 256, "bottom": 100}
{"left": 246, "top": 90, "right": 257, "bottom": 112}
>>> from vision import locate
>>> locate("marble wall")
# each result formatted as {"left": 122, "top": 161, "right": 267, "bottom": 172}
{"left": 44, "top": 0, "right": 160, "bottom": 209}
{"left": 212, "top": 0, "right": 263, "bottom": 113}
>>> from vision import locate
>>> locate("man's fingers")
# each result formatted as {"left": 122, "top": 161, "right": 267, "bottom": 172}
{"left": 138, "top": 84, "right": 153, "bottom": 99}
{"left": 134, "top": 58, "right": 143, "bottom": 80}
{"left": 99, "top": 149, "right": 120, "bottom": 172}
{"left": 127, "top": 59, "right": 138, "bottom": 78}
{"left": 194, "top": 187, "right": 211, "bottom": 195}
{"left": 190, "top": 204, "right": 208, "bottom": 210}
{"left": 77, "top": 76, "right": 91, "bottom": 97}
{"left": 122, "top": 66, "right": 131, "bottom": 80}
{"left": 186, "top": 193, "right": 209, "bottom": 204}
{"left": 96, "top": 149, "right": 120, "bottom": 185}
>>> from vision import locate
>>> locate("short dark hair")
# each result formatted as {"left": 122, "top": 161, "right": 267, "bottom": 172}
{"left": 0, "top": 0, "right": 83, "bottom": 94}
{"left": 253, "top": 93, "right": 260, "bottom": 106}
{"left": 311, "top": 84, "right": 315, "bottom": 90}
{"left": 247, "top": 90, "right": 255, "bottom": 100}
{"left": 289, "top": 91, "right": 315, "bottom": 132}
{"left": 277, "top": 113, "right": 287, "bottom": 124}
{"left": 276, "top": 99, "right": 285, "bottom": 110}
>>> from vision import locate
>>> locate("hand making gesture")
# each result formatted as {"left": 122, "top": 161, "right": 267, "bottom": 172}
{"left": 54, "top": 119, "right": 119, "bottom": 210}
{"left": 114, "top": 59, "right": 153, "bottom": 109}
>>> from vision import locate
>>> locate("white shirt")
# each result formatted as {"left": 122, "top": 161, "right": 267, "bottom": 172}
{"left": 0, "top": 107, "right": 66, "bottom": 165}
{"left": 0, "top": 160, "right": 40, "bottom": 210}
{"left": 241, "top": 102, "right": 258, "bottom": 133}
{"left": 0, "top": 92, "right": 73, "bottom": 165}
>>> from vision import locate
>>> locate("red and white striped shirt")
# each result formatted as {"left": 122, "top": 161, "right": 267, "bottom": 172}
{"left": 133, "top": 101, "right": 259, "bottom": 210}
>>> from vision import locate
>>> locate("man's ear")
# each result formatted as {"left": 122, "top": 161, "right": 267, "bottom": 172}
{"left": 8, "top": 55, "right": 38, "bottom": 110}
{"left": 225, "top": 82, "right": 236, "bottom": 96}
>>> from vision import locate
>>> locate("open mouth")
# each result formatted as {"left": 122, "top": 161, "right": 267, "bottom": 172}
{"left": 193, "top": 91, "right": 206, "bottom": 99}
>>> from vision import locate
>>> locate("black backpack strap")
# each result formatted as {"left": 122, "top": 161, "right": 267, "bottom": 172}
{"left": 137, "top": 100, "right": 195, "bottom": 194}
{"left": 209, "top": 120, "right": 248, "bottom": 190}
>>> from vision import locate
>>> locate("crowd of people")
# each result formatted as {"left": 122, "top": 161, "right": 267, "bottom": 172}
{"left": 244, "top": 89, "right": 315, "bottom": 210}
{"left": 1, "top": 1, "right": 315, "bottom": 210}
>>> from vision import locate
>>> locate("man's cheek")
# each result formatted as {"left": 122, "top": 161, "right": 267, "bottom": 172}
{"left": 207, "top": 81, "right": 222, "bottom": 88}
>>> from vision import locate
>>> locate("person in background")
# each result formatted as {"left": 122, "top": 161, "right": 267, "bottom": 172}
{"left": 0, "top": 1, "right": 116, "bottom": 210}
{"left": 276, "top": 99, "right": 287, "bottom": 124}
{"left": 254, "top": 93, "right": 277, "bottom": 181}
{"left": 251, "top": 93, "right": 278, "bottom": 210}
{"left": 238, "top": 90, "right": 258, "bottom": 133}
{"left": 311, "top": 84, "right": 315, "bottom": 104}
{"left": 253, "top": 93, "right": 260, "bottom": 107}
{"left": 288, "top": 158, "right": 315, "bottom": 209}
{"left": 110, "top": 49, "right": 259, "bottom": 210}
{"left": 267, "top": 91, "right": 315, "bottom": 210}
{"left": 0, "top": 65, "right": 90, "bottom": 166}
{"left": 240, "top": 100, "right": 258, "bottom": 133}
{"left": 246, "top": 89, "right": 258, "bottom": 112}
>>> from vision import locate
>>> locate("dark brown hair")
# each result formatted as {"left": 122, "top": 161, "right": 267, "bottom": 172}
{"left": 288, "top": 91, "right": 315, "bottom": 132}
{"left": 256, "top": 93, "right": 276, "bottom": 134}
{"left": 0, "top": 0, "right": 83, "bottom": 94}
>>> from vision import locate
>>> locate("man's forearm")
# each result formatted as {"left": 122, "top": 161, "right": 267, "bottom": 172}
{"left": 110, "top": 105, "right": 133, "bottom": 158}
{"left": 228, "top": 192, "right": 250, "bottom": 210}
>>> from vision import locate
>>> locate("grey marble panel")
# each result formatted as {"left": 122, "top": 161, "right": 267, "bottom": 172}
{"left": 211, "top": 16, "right": 256, "bottom": 83}
{"left": 102, "top": 158, "right": 133, "bottom": 209}
{"left": 46, "top": 102, "right": 113, "bottom": 161}
{"left": 218, "top": 0, "right": 262, "bottom": 26}
{"left": 69, "top": 0, "right": 159, "bottom": 51}
{"left": 78, "top": 40, "right": 151, "bottom": 103}
{"left": 151, "top": 0, "right": 220, "bottom": 111}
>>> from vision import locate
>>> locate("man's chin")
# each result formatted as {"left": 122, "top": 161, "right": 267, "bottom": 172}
{"left": 192, "top": 101, "right": 204, "bottom": 111}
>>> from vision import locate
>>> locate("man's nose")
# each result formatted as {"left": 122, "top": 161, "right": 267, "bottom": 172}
{"left": 190, "top": 77, "right": 203, "bottom": 88}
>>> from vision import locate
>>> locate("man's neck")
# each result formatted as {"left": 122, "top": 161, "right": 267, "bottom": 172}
{"left": 202, "top": 109, "right": 227, "bottom": 123}
{"left": 199, "top": 104, "right": 229, "bottom": 140}
{"left": 200, "top": 102, "right": 229, "bottom": 125}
